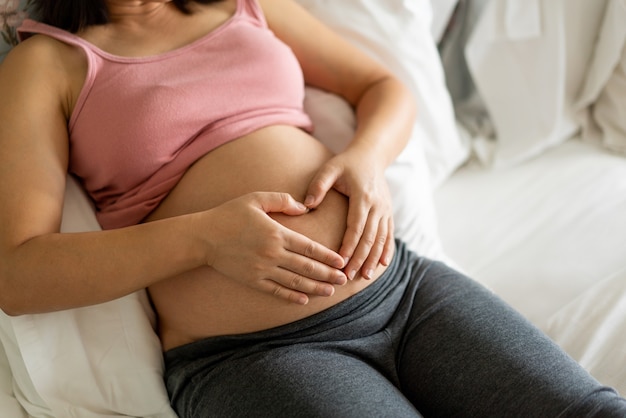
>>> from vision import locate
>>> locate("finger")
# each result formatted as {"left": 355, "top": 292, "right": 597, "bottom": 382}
{"left": 304, "top": 164, "right": 340, "bottom": 208}
{"left": 338, "top": 196, "right": 370, "bottom": 263}
{"left": 285, "top": 229, "right": 346, "bottom": 270}
{"left": 258, "top": 280, "right": 310, "bottom": 305}
{"left": 254, "top": 192, "right": 309, "bottom": 216}
{"left": 343, "top": 210, "right": 379, "bottom": 280}
{"left": 257, "top": 263, "right": 345, "bottom": 305}
{"left": 380, "top": 217, "right": 395, "bottom": 266}
{"left": 281, "top": 250, "right": 348, "bottom": 286}
{"left": 271, "top": 266, "right": 340, "bottom": 296}
{"left": 359, "top": 216, "right": 388, "bottom": 279}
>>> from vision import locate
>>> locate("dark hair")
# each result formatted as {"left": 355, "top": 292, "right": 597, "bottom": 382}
{"left": 31, "top": 0, "right": 224, "bottom": 33}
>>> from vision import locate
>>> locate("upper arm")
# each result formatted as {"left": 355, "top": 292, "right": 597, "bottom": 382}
{"left": 258, "top": 0, "right": 393, "bottom": 106}
{"left": 0, "top": 36, "right": 79, "bottom": 250}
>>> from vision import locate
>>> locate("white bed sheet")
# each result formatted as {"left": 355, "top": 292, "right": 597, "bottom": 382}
{"left": 0, "top": 343, "right": 27, "bottom": 418}
{"left": 435, "top": 138, "right": 626, "bottom": 326}
{"left": 435, "top": 138, "right": 626, "bottom": 393}
{"left": 545, "top": 267, "right": 626, "bottom": 395}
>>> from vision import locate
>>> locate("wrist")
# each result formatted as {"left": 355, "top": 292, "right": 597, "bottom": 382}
{"left": 185, "top": 211, "right": 214, "bottom": 268}
{"left": 345, "top": 140, "right": 391, "bottom": 172}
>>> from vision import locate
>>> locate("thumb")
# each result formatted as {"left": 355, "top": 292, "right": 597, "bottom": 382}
{"left": 304, "top": 164, "right": 339, "bottom": 209}
{"left": 254, "top": 192, "right": 309, "bottom": 216}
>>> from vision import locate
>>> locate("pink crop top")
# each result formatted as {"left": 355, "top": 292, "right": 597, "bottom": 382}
{"left": 18, "top": 0, "right": 313, "bottom": 230}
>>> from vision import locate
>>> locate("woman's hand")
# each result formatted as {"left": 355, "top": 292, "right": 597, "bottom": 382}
{"left": 304, "top": 146, "right": 395, "bottom": 280}
{"left": 262, "top": 0, "right": 417, "bottom": 279}
{"left": 195, "top": 192, "right": 348, "bottom": 305}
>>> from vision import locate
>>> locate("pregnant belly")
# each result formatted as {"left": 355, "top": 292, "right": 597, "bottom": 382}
{"left": 144, "top": 126, "right": 389, "bottom": 351}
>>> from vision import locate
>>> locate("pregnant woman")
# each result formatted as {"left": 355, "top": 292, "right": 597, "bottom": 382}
{"left": 1, "top": 0, "right": 625, "bottom": 416}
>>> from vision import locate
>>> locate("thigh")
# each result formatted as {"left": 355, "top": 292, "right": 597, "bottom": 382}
{"left": 396, "top": 261, "right": 621, "bottom": 417}
{"left": 175, "top": 345, "right": 422, "bottom": 418}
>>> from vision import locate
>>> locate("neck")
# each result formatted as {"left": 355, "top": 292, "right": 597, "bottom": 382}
{"left": 104, "top": 1, "right": 175, "bottom": 24}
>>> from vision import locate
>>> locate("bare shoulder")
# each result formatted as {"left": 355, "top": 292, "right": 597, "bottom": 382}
{"left": 0, "top": 34, "right": 87, "bottom": 116}
{"left": 3, "top": 33, "right": 84, "bottom": 73}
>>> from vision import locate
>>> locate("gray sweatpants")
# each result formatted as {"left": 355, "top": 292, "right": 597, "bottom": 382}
{"left": 164, "top": 240, "right": 626, "bottom": 417}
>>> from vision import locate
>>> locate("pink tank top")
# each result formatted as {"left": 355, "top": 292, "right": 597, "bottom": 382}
{"left": 18, "top": 0, "right": 313, "bottom": 230}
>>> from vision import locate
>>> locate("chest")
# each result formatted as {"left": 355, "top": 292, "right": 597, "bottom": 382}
{"left": 68, "top": 21, "right": 305, "bottom": 190}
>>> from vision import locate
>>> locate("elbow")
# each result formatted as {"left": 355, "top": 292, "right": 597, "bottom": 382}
{"left": 0, "top": 295, "right": 28, "bottom": 317}
{"left": 0, "top": 301, "right": 21, "bottom": 318}
{"left": 0, "top": 290, "right": 21, "bottom": 317}
{"left": 0, "top": 272, "right": 27, "bottom": 317}
{"left": 0, "top": 244, "right": 43, "bottom": 316}
{"left": 0, "top": 307, "right": 22, "bottom": 317}
{"left": 0, "top": 293, "right": 33, "bottom": 318}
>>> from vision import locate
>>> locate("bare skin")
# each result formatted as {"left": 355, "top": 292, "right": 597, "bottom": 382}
{"left": 146, "top": 127, "right": 389, "bottom": 350}
{"left": 0, "top": 0, "right": 415, "bottom": 352}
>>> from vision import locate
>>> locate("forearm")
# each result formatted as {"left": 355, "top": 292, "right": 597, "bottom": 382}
{"left": 305, "top": 75, "right": 416, "bottom": 274}
{"left": 349, "top": 76, "right": 416, "bottom": 168}
{"left": 0, "top": 215, "right": 201, "bottom": 316}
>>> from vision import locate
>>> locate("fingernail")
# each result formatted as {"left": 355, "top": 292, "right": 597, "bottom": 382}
{"left": 335, "top": 274, "right": 347, "bottom": 285}
{"left": 323, "top": 286, "right": 334, "bottom": 296}
{"left": 348, "top": 269, "right": 357, "bottom": 280}
{"left": 304, "top": 195, "right": 315, "bottom": 207}
{"left": 365, "top": 269, "right": 374, "bottom": 280}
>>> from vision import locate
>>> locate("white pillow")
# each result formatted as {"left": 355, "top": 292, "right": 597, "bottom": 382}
{"left": 465, "top": 0, "right": 609, "bottom": 167}
{"left": 576, "top": 0, "right": 626, "bottom": 155}
{"left": 430, "top": 0, "right": 459, "bottom": 43}
{"left": 0, "top": 320, "right": 30, "bottom": 418}
{"left": 592, "top": 44, "right": 626, "bottom": 155}
{"left": 295, "top": 0, "right": 469, "bottom": 189}
{"left": 544, "top": 268, "right": 626, "bottom": 396}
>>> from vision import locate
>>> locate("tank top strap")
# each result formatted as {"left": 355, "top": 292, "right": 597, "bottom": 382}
{"left": 238, "top": 0, "right": 269, "bottom": 28}
{"left": 17, "top": 19, "right": 99, "bottom": 133}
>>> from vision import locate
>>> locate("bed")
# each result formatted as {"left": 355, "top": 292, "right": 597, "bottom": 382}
{"left": 1, "top": 0, "right": 625, "bottom": 416}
